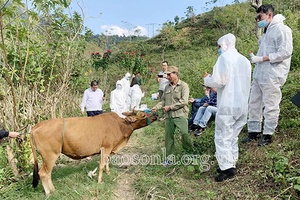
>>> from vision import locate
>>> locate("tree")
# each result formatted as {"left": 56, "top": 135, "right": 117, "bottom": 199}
{"left": 207, "top": 0, "right": 263, "bottom": 38}
{"left": 174, "top": 15, "right": 180, "bottom": 25}
{"left": 249, "top": 0, "right": 263, "bottom": 9}
{"left": 185, "top": 6, "right": 197, "bottom": 25}
{"left": 185, "top": 6, "right": 196, "bottom": 19}
{"left": 0, "top": 0, "right": 89, "bottom": 175}
{"left": 158, "top": 23, "right": 177, "bottom": 60}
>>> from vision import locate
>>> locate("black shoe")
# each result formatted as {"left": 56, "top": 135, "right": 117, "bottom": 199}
{"left": 216, "top": 166, "right": 235, "bottom": 173}
{"left": 258, "top": 135, "right": 272, "bottom": 146}
{"left": 161, "top": 159, "right": 172, "bottom": 167}
{"left": 194, "top": 127, "right": 205, "bottom": 136}
{"left": 215, "top": 168, "right": 236, "bottom": 182}
{"left": 190, "top": 124, "right": 200, "bottom": 131}
{"left": 242, "top": 132, "right": 261, "bottom": 143}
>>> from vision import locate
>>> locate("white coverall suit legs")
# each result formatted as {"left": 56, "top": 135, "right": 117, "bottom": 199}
{"left": 215, "top": 113, "right": 247, "bottom": 169}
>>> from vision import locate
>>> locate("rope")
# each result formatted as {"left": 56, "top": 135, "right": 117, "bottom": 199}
{"left": 62, "top": 118, "right": 66, "bottom": 150}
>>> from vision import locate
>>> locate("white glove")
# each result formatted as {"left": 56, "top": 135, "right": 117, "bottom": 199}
{"left": 251, "top": 56, "right": 264, "bottom": 63}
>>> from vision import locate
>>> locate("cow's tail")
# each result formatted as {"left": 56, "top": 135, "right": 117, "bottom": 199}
{"left": 30, "top": 131, "right": 39, "bottom": 188}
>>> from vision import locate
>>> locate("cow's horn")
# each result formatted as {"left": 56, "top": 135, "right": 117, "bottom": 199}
{"left": 132, "top": 107, "right": 137, "bottom": 115}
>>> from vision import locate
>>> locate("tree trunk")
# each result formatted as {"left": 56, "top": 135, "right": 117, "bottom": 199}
{"left": 6, "top": 145, "right": 19, "bottom": 177}
{"left": 249, "top": 0, "right": 263, "bottom": 40}
{"left": 0, "top": 10, "right": 19, "bottom": 130}
{"left": 162, "top": 46, "right": 166, "bottom": 61}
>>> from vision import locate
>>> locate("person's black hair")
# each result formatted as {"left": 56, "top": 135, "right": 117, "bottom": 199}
{"left": 130, "top": 77, "right": 138, "bottom": 87}
{"left": 90, "top": 80, "right": 98, "bottom": 86}
{"left": 256, "top": 4, "right": 274, "bottom": 14}
{"left": 162, "top": 61, "right": 168, "bottom": 65}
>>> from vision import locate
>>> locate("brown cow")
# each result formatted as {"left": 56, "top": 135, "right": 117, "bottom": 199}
{"left": 30, "top": 110, "right": 157, "bottom": 195}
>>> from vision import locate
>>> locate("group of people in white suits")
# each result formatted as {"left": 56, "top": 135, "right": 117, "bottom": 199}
{"left": 110, "top": 72, "right": 144, "bottom": 118}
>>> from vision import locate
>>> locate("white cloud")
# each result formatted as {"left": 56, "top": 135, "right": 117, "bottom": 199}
{"left": 134, "top": 26, "right": 148, "bottom": 37}
{"left": 100, "top": 25, "right": 148, "bottom": 37}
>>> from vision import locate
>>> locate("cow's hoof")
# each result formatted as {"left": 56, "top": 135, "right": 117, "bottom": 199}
{"left": 45, "top": 192, "right": 51, "bottom": 197}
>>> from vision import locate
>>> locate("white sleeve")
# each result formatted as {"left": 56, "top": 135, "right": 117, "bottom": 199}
{"left": 80, "top": 90, "right": 88, "bottom": 112}
{"left": 110, "top": 91, "right": 115, "bottom": 110}
{"left": 204, "top": 56, "right": 228, "bottom": 88}
{"left": 99, "top": 90, "right": 104, "bottom": 103}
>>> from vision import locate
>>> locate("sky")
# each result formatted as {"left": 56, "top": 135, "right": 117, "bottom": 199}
{"left": 68, "top": 0, "right": 244, "bottom": 37}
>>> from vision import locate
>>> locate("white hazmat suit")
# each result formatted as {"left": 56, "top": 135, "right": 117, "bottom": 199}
{"left": 110, "top": 80, "right": 127, "bottom": 118}
{"left": 248, "top": 14, "right": 293, "bottom": 135}
{"left": 129, "top": 83, "right": 144, "bottom": 110}
{"left": 204, "top": 33, "right": 251, "bottom": 170}
{"left": 120, "top": 72, "right": 131, "bottom": 111}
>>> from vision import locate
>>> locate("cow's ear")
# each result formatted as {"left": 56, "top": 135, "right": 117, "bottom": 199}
{"left": 139, "top": 112, "right": 146, "bottom": 118}
{"left": 132, "top": 108, "right": 139, "bottom": 115}
{"left": 125, "top": 116, "right": 137, "bottom": 123}
{"left": 122, "top": 112, "right": 132, "bottom": 116}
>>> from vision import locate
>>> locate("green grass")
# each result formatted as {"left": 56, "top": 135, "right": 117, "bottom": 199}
{"left": 129, "top": 118, "right": 300, "bottom": 199}
{"left": 0, "top": 157, "right": 120, "bottom": 199}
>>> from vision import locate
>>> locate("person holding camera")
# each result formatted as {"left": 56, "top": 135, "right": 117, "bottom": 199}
{"left": 156, "top": 61, "right": 169, "bottom": 100}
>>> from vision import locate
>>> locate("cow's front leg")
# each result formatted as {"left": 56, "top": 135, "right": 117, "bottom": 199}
{"left": 98, "top": 148, "right": 105, "bottom": 183}
{"left": 98, "top": 148, "right": 111, "bottom": 183}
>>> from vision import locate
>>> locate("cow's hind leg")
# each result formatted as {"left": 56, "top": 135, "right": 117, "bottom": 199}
{"left": 98, "top": 148, "right": 111, "bottom": 183}
{"left": 105, "top": 156, "right": 110, "bottom": 175}
{"left": 39, "top": 152, "right": 60, "bottom": 195}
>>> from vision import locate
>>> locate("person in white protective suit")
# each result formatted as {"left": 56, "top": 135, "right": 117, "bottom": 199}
{"left": 120, "top": 72, "right": 131, "bottom": 111}
{"left": 129, "top": 77, "right": 144, "bottom": 110}
{"left": 110, "top": 80, "right": 127, "bottom": 118}
{"left": 204, "top": 33, "right": 251, "bottom": 182}
{"left": 242, "top": 4, "right": 293, "bottom": 146}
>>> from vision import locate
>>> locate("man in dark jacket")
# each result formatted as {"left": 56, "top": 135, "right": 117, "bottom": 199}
{"left": 191, "top": 87, "right": 218, "bottom": 136}
{"left": 188, "top": 86, "right": 215, "bottom": 127}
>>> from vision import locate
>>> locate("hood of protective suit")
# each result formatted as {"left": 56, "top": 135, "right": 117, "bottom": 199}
{"left": 125, "top": 72, "right": 131, "bottom": 80}
{"left": 270, "top": 14, "right": 285, "bottom": 26}
{"left": 217, "top": 33, "right": 236, "bottom": 53}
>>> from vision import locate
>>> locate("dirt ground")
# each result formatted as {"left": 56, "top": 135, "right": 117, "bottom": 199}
{"left": 111, "top": 131, "right": 140, "bottom": 200}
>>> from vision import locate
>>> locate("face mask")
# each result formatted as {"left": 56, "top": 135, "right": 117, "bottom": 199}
{"left": 257, "top": 19, "right": 269, "bottom": 28}
{"left": 218, "top": 49, "right": 222, "bottom": 55}
{"left": 116, "top": 85, "right": 122, "bottom": 90}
